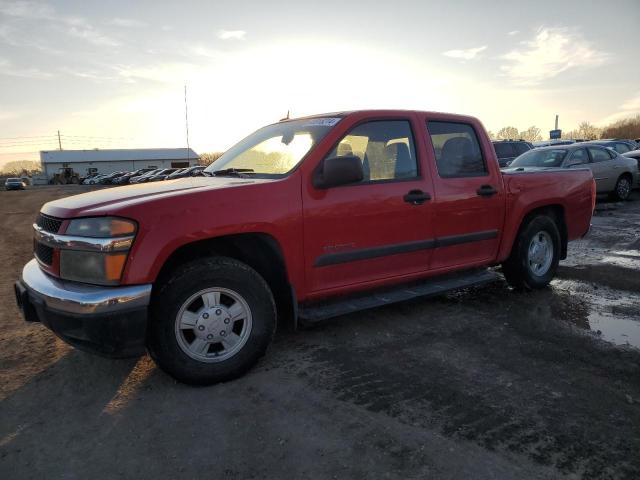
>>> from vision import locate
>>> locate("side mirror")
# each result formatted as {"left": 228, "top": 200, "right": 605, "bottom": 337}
{"left": 314, "top": 155, "right": 364, "bottom": 189}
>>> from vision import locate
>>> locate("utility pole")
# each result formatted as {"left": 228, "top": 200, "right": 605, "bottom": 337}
{"left": 57, "top": 130, "right": 62, "bottom": 150}
{"left": 184, "top": 85, "right": 190, "bottom": 164}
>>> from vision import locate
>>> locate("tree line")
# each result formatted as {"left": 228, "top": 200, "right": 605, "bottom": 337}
{"left": 488, "top": 114, "right": 640, "bottom": 142}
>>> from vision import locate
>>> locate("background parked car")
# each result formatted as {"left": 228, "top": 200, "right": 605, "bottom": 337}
{"left": 147, "top": 168, "right": 179, "bottom": 182}
{"left": 83, "top": 174, "right": 107, "bottom": 185}
{"left": 508, "top": 144, "right": 638, "bottom": 200}
{"left": 492, "top": 140, "right": 534, "bottom": 167}
{"left": 112, "top": 168, "right": 157, "bottom": 185}
{"left": 166, "top": 165, "right": 205, "bottom": 179}
{"left": 129, "top": 169, "right": 162, "bottom": 184}
{"left": 622, "top": 150, "right": 640, "bottom": 187}
{"left": 97, "top": 172, "right": 126, "bottom": 185}
{"left": 583, "top": 139, "right": 637, "bottom": 154}
{"left": 5, "top": 177, "right": 26, "bottom": 190}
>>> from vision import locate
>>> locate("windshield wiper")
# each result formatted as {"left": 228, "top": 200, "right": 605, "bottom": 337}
{"left": 211, "top": 168, "right": 255, "bottom": 178}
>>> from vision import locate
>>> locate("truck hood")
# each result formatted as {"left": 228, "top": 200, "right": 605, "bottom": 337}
{"left": 42, "top": 176, "right": 273, "bottom": 218}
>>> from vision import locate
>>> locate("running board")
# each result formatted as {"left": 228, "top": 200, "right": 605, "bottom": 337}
{"left": 298, "top": 269, "right": 500, "bottom": 324}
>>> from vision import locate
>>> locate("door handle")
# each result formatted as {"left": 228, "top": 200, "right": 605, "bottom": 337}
{"left": 403, "top": 189, "right": 431, "bottom": 205}
{"left": 477, "top": 185, "right": 497, "bottom": 197}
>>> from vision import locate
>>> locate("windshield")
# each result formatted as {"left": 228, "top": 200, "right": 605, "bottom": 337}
{"left": 510, "top": 148, "right": 568, "bottom": 168}
{"left": 205, "top": 118, "right": 340, "bottom": 177}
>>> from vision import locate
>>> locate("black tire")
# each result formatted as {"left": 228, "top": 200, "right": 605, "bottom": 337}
{"left": 147, "top": 256, "right": 276, "bottom": 385}
{"left": 502, "top": 215, "right": 561, "bottom": 290}
{"left": 611, "top": 174, "right": 632, "bottom": 201}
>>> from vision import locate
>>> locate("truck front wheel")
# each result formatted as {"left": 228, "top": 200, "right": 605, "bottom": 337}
{"left": 502, "top": 215, "right": 561, "bottom": 290}
{"left": 147, "top": 256, "right": 276, "bottom": 385}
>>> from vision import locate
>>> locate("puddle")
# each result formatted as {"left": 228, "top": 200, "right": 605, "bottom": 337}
{"left": 588, "top": 311, "right": 640, "bottom": 349}
{"left": 551, "top": 279, "right": 640, "bottom": 350}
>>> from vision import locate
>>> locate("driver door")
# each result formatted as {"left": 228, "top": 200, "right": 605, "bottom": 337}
{"left": 302, "top": 116, "right": 435, "bottom": 294}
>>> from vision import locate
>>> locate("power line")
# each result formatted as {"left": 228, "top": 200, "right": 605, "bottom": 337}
{"left": 0, "top": 134, "right": 58, "bottom": 140}
{"left": 60, "top": 135, "right": 135, "bottom": 140}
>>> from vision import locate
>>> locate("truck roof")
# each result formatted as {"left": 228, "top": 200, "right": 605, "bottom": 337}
{"left": 280, "top": 109, "right": 481, "bottom": 124}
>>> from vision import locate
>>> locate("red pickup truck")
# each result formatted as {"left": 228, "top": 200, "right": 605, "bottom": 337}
{"left": 15, "top": 110, "right": 595, "bottom": 384}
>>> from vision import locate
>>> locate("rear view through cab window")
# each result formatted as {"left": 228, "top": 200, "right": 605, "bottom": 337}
{"left": 427, "top": 121, "right": 487, "bottom": 178}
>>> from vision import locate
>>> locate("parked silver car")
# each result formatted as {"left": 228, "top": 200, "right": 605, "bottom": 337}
{"left": 5, "top": 177, "right": 26, "bottom": 190}
{"left": 508, "top": 144, "right": 638, "bottom": 200}
{"left": 622, "top": 150, "right": 640, "bottom": 187}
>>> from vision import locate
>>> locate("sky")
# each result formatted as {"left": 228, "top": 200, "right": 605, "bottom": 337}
{"left": 0, "top": 0, "right": 639, "bottom": 166}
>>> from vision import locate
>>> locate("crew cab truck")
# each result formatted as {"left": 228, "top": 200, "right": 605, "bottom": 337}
{"left": 14, "top": 110, "right": 595, "bottom": 385}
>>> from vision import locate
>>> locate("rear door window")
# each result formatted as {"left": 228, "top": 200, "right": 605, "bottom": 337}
{"left": 588, "top": 147, "right": 613, "bottom": 162}
{"left": 493, "top": 143, "right": 516, "bottom": 159}
{"left": 428, "top": 121, "right": 487, "bottom": 178}
{"left": 613, "top": 142, "right": 631, "bottom": 153}
{"left": 514, "top": 143, "right": 531, "bottom": 155}
{"left": 568, "top": 148, "right": 589, "bottom": 164}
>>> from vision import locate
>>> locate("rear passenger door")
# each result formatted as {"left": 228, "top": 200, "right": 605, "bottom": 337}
{"left": 587, "top": 146, "right": 617, "bottom": 192}
{"left": 423, "top": 118, "right": 506, "bottom": 271}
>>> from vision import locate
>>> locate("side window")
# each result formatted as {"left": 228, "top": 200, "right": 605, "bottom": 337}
{"left": 614, "top": 143, "right": 630, "bottom": 153}
{"left": 427, "top": 121, "right": 487, "bottom": 178}
{"left": 329, "top": 120, "right": 418, "bottom": 182}
{"left": 514, "top": 143, "right": 531, "bottom": 155}
{"left": 569, "top": 148, "right": 589, "bottom": 164}
{"left": 588, "top": 147, "right": 612, "bottom": 163}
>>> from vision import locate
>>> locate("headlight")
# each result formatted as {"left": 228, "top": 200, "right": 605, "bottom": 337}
{"left": 57, "top": 216, "right": 136, "bottom": 285}
{"left": 66, "top": 217, "right": 136, "bottom": 237}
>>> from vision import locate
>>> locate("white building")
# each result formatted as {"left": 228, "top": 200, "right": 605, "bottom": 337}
{"left": 40, "top": 148, "right": 199, "bottom": 179}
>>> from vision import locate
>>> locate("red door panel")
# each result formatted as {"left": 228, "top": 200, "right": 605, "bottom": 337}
{"left": 422, "top": 115, "right": 506, "bottom": 271}
{"left": 301, "top": 114, "right": 435, "bottom": 294}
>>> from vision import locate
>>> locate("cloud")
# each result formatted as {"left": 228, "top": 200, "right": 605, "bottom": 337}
{"left": 0, "top": 57, "right": 52, "bottom": 78}
{"left": 621, "top": 94, "right": 640, "bottom": 112}
{"left": 0, "top": 0, "right": 119, "bottom": 47}
{"left": 115, "top": 62, "right": 201, "bottom": 84}
{"left": 109, "top": 18, "right": 147, "bottom": 28}
{"left": 508, "top": 30, "right": 519, "bottom": 36}
{"left": 0, "top": 0, "right": 55, "bottom": 19}
{"left": 500, "top": 26, "right": 607, "bottom": 85}
{"left": 218, "top": 29, "right": 246, "bottom": 40}
{"left": 68, "top": 25, "right": 120, "bottom": 46}
{"left": 443, "top": 45, "right": 487, "bottom": 60}
{"left": 598, "top": 92, "right": 640, "bottom": 125}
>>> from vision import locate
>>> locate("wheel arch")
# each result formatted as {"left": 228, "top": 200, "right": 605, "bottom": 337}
{"left": 509, "top": 204, "right": 568, "bottom": 260}
{"left": 155, "top": 233, "right": 297, "bottom": 330}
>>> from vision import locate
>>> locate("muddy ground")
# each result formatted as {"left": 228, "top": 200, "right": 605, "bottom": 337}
{"left": 1, "top": 185, "right": 639, "bottom": 479}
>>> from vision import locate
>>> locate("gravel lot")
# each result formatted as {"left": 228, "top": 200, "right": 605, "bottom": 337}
{"left": 1, "top": 185, "right": 639, "bottom": 479}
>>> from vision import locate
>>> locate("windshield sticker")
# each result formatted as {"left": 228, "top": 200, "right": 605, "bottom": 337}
{"left": 302, "top": 117, "right": 341, "bottom": 127}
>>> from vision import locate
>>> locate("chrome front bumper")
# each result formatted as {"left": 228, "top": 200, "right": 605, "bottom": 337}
{"left": 15, "top": 259, "right": 152, "bottom": 357}
{"left": 19, "top": 259, "right": 151, "bottom": 315}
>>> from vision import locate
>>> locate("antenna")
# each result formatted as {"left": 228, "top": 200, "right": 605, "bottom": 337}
{"left": 184, "top": 85, "right": 190, "bottom": 163}
{"left": 280, "top": 110, "right": 290, "bottom": 122}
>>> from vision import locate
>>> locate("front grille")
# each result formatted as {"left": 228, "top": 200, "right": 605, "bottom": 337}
{"left": 36, "top": 213, "right": 62, "bottom": 233}
{"left": 34, "top": 240, "right": 54, "bottom": 266}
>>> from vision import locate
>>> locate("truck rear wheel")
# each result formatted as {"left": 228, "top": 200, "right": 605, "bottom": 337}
{"left": 147, "top": 256, "right": 276, "bottom": 385}
{"left": 502, "top": 215, "right": 560, "bottom": 290}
